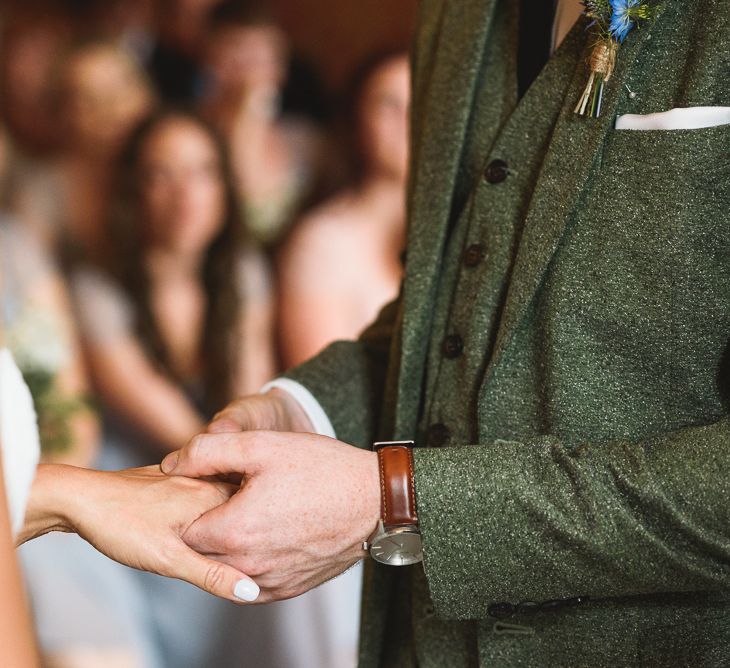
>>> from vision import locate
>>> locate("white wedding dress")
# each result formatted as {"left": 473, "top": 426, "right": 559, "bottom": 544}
{"left": 0, "top": 348, "right": 40, "bottom": 538}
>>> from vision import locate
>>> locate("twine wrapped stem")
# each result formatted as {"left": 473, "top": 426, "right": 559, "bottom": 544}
{"left": 574, "top": 39, "right": 618, "bottom": 118}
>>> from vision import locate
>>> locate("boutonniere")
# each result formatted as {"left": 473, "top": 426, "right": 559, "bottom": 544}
{"left": 574, "top": 0, "right": 662, "bottom": 118}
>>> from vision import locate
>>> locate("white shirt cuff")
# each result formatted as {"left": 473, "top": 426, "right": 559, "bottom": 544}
{"left": 260, "top": 378, "right": 337, "bottom": 439}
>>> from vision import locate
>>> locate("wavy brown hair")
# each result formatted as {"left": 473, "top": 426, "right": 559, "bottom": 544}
{"left": 107, "top": 108, "right": 245, "bottom": 414}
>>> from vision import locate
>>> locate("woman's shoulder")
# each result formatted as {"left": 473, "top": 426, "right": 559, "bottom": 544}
{"left": 72, "top": 265, "right": 127, "bottom": 302}
{"left": 0, "top": 217, "right": 37, "bottom": 254}
{"left": 284, "top": 190, "right": 365, "bottom": 262}
{"left": 0, "top": 217, "right": 56, "bottom": 285}
{"left": 71, "top": 266, "right": 135, "bottom": 344}
{"left": 298, "top": 188, "right": 364, "bottom": 234}
{"left": 234, "top": 245, "right": 273, "bottom": 303}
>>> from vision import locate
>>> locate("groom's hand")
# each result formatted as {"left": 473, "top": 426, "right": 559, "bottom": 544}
{"left": 206, "top": 389, "right": 314, "bottom": 435}
{"left": 161, "top": 431, "right": 380, "bottom": 603}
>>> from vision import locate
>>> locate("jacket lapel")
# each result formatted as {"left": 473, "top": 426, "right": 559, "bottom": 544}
{"left": 487, "top": 20, "right": 661, "bottom": 373}
{"left": 394, "top": 0, "right": 498, "bottom": 437}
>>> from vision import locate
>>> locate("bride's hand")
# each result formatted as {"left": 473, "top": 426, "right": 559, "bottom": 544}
{"left": 19, "top": 464, "right": 260, "bottom": 603}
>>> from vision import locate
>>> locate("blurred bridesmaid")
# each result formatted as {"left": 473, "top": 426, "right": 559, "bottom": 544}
{"left": 272, "top": 50, "right": 410, "bottom": 668}
{"left": 13, "top": 40, "right": 154, "bottom": 269}
{"left": 75, "top": 109, "right": 275, "bottom": 459}
{"left": 279, "top": 51, "right": 410, "bottom": 366}
{"left": 0, "top": 123, "right": 98, "bottom": 471}
{"left": 200, "top": 1, "right": 326, "bottom": 248}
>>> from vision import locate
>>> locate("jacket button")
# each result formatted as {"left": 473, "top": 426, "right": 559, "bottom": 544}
{"left": 442, "top": 334, "right": 464, "bottom": 359}
{"left": 427, "top": 423, "right": 451, "bottom": 447}
{"left": 488, "top": 602, "right": 515, "bottom": 619}
{"left": 463, "top": 243, "right": 486, "bottom": 267}
{"left": 484, "top": 159, "right": 509, "bottom": 184}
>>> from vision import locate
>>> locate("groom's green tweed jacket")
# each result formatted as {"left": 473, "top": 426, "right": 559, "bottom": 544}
{"left": 287, "top": 0, "right": 730, "bottom": 665}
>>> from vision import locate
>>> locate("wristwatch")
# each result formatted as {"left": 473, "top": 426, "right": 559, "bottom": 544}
{"left": 366, "top": 440, "right": 423, "bottom": 566}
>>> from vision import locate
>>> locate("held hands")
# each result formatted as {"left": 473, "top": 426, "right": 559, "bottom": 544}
{"left": 162, "top": 429, "right": 381, "bottom": 603}
{"left": 21, "top": 465, "right": 261, "bottom": 603}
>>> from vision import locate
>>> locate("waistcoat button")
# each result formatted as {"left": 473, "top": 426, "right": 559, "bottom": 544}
{"left": 484, "top": 159, "right": 509, "bottom": 184}
{"left": 442, "top": 334, "right": 464, "bottom": 359}
{"left": 427, "top": 423, "right": 451, "bottom": 447}
{"left": 463, "top": 243, "right": 486, "bottom": 267}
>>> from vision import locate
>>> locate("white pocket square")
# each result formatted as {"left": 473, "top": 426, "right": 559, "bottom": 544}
{"left": 615, "top": 106, "right": 730, "bottom": 131}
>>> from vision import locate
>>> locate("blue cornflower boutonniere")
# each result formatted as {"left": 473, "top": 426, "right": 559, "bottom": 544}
{"left": 575, "top": 0, "right": 662, "bottom": 117}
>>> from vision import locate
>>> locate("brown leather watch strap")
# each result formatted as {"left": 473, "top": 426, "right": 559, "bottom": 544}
{"left": 376, "top": 444, "right": 418, "bottom": 529}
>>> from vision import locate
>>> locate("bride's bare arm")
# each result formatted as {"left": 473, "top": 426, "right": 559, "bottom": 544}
{"left": 0, "top": 457, "right": 40, "bottom": 668}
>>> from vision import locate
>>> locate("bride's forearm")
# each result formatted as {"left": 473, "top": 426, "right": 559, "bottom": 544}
{"left": 16, "top": 464, "right": 85, "bottom": 545}
{"left": 0, "top": 454, "right": 39, "bottom": 666}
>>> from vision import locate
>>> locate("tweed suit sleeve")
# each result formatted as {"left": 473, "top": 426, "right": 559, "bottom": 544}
{"left": 281, "top": 295, "right": 399, "bottom": 450}
{"left": 413, "top": 420, "right": 730, "bottom": 619}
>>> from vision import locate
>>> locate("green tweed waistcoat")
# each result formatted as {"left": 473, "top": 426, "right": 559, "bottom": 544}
{"left": 286, "top": 0, "right": 730, "bottom": 665}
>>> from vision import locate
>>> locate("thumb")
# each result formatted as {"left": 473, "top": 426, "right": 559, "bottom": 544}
{"left": 207, "top": 399, "right": 258, "bottom": 432}
{"left": 173, "top": 545, "right": 260, "bottom": 603}
{"left": 162, "top": 432, "right": 254, "bottom": 478}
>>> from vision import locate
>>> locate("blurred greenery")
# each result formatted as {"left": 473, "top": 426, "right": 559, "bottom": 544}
{"left": 22, "top": 368, "right": 88, "bottom": 455}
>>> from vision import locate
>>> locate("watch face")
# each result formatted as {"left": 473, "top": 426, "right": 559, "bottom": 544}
{"left": 370, "top": 529, "right": 423, "bottom": 566}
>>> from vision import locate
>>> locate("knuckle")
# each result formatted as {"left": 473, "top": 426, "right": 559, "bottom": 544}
{"left": 221, "top": 532, "right": 245, "bottom": 555}
{"left": 203, "top": 562, "right": 228, "bottom": 593}
{"left": 189, "top": 434, "right": 206, "bottom": 455}
{"left": 185, "top": 435, "right": 212, "bottom": 465}
{"left": 242, "top": 557, "right": 269, "bottom": 579}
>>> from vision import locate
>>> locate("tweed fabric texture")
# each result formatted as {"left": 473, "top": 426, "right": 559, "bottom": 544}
{"left": 286, "top": 0, "right": 730, "bottom": 665}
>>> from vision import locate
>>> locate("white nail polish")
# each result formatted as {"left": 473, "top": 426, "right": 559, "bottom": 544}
{"left": 234, "top": 579, "right": 260, "bottom": 602}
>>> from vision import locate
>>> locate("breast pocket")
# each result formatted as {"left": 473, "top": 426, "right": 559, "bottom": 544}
{"left": 602, "top": 123, "right": 730, "bottom": 207}
{"left": 543, "top": 123, "right": 730, "bottom": 426}
{"left": 594, "top": 124, "right": 730, "bottom": 308}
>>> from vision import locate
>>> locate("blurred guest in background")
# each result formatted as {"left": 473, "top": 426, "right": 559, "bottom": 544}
{"left": 0, "top": 122, "right": 98, "bottom": 471}
{"left": 0, "top": 120, "right": 132, "bottom": 668}
{"left": 279, "top": 51, "right": 410, "bottom": 367}
{"left": 13, "top": 39, "right": 154, "bottom": 269}
{"left": 0, "top": 5, "right": 71, "bottom": 156}
{"left": 74, "top": 109, "right": 275, "bottom": 456}
{"left": 201, "top": 1, "right": 326, "bottom": 248}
